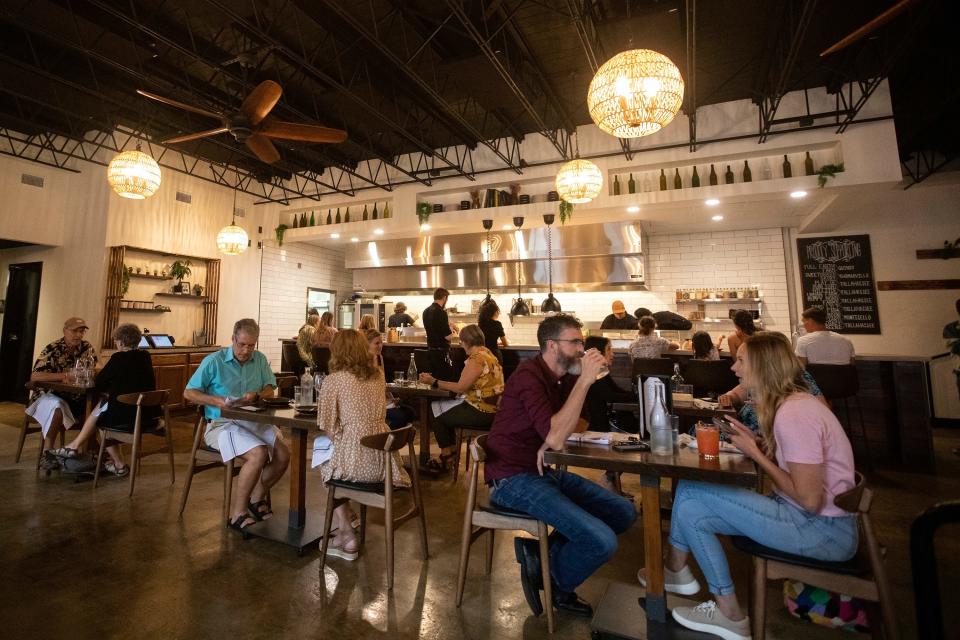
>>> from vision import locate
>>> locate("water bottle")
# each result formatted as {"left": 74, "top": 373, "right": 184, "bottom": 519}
{"left": 650, "top": 384, "right": 672, "bottom": 455}
{"left": 407, "top": 353, "right": 418, "bottom": 385}
{"left": 300, "top": 370, "right": 314, "bottom": 405}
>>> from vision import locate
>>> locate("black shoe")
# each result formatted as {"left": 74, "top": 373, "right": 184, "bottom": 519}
{"left": 551, "top": 589, "right": 594, "bottom": 617}
{"left": 514, "top": 537, "right": 543, "bottom": 616}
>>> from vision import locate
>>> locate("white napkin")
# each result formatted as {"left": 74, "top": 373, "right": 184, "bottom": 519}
{"left": 311, "top": 435, "right": 333, "bottom": 468}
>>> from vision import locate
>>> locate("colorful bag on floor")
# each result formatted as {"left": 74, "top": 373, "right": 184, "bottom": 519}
{"left": 783, "top": 580, "right": 870, "bottom": 632}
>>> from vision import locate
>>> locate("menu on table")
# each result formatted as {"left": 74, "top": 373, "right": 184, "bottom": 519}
{"left": 796, "top": 234, "right": 880, "bottom": 334}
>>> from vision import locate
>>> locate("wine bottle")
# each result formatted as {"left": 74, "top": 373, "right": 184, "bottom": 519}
{"left": 326, "top": 210, "right": 332, "bottom": 225}
{"left": 344, "top": 207, "right": 350, "bottom": 223}
{"left": 335, "top": 207, "right": 341, "bottom": 224}
{"left": 673, "top": 168, "right": 682, "bottom": 189}
{"left": 709, "top": 164, "right": 718, "bottom": 186}
{"left": 628, "top": 173, "right": 636, "bottom": 194}
{"left": 291, "top": 214, "right": 298, "bottom": 229}
{"left": 725, "top": 165, "right": 735, "bottom": 184}
{"left": 691, "top": 166, "right": 700, "bottom": 188}
{"left": 659, "top": 169, "right": 667, "bottom": 191}
{"left": 362, "top": 204, "right": 369, "bottom": 221}
{"left": 613, "top": 175, "right": 621, "bottom": 195}
{"left": 742, "top": 160, "right": 752, "bottom": 183}
{"left": 309, "top": 211, "right": 315, "bottom": 226}
{"left": 804, "top": 151, "right": 815, "bottom": 176}
{"left": 782, "top": 154, "right": 792, "bottom": 178}
{"left": 372, "top": 202, "right": 379, "bottom": 220}
{"left": 383, "top": 202, "right": 391, "bottom": 219}
{"left": 300, "top": 212, "right": 307, "bottom": 227}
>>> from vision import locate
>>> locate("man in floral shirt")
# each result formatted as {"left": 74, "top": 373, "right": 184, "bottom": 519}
{"left": 27, "top": 317, "right": 98, "bottom": 450}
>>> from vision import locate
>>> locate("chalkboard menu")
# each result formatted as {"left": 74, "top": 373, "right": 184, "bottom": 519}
{"left": 797, "top": 234, "right": 880, "bottom": 334}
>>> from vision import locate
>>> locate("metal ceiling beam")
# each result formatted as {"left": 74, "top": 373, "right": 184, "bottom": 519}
{"left": 901, "top": 149, "right": 957, "bottom": 189}
{"left": 684, "top": 0, "right": 697, "bottom": 152}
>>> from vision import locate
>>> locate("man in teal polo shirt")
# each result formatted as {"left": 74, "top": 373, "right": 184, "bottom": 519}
{"left": 184, "top": 318, "right": 290, "bottom": 532}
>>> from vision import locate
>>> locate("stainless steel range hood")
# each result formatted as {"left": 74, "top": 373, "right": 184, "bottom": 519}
{"left": 350, "top": 220, "right": 647, "bottom": 295}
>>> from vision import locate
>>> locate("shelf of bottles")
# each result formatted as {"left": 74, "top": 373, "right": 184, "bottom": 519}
{"left": 609, "top": 147, "right": 839, "bottom": 196}
{"left": 286, "top": 201, "right": 393, "bottom": 229}
{"left": 675, "top": 287, "right": 762, "bottom": 324}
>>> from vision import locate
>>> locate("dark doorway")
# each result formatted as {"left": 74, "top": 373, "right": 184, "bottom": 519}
{"left": 0, "top": 262, "right": 42, "bottom": 403}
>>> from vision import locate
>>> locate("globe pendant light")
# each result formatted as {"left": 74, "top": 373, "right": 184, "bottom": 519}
{"left": 107, "top": 142, "right": 161, "bottom": 199}
{"left": 217, "top": 185, "right": 248, "bottom": 255}
{"left": 540, "top": 213, "right": 562, "bottom": 313}
{"left": 509, "top": 216, "right": 529, "bottom": 317}
{"left": 482, "top": 219, "right": 493, "bottom": 304}
{"left": 555, "top": 158, "right": 602, "bottom": 204}
{"left": 587, "top": 48, "right": 684, "bottom": 139}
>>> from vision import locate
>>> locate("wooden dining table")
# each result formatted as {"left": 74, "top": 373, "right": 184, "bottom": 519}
{"left": 26, "top": 379, "right": 102, "bottom": 419}
{"left": 543, "top": 444, "right": 759, "bottom": 640}
{"left": 385, "top": 382, "right": 454, "bottom": 470}
{"left": 219, "top": 403, "right": 324, "bottom": 554}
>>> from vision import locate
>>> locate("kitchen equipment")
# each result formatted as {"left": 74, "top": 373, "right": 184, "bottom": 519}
{"left": 338, "top": 299, "right": 393, "bottom": 331}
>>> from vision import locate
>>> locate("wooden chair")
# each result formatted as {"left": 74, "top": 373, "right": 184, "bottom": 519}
{"left": 450, "top": 425, "right": 490, "bottom": 485}
{"left": 732, "top": 472, "right": 897, "bottom": 640}
{"left": 681, "top": 359, "right": 739, "bottom": 398}
{"left": 282, "top": 342, "right": 307, "bottom": 378}
{"left": 455, "top": 434, "right": 555, "bottom": 633}
{"left": 93, "top": 390, "right": 175, "bottom": 496}
{"left": 805, "top": 363, "right": 872, "bottom": 467}
{"left": 319, "top": 426, "right": 428, "bottom": 589}
{"left": 178, "top": 407, "right": 242, "bottom": 522}
{"left": 16, "top": 414, "right": 64, "bottom": 469}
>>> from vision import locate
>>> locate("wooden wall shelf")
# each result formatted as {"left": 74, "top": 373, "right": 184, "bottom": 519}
{"left": 155, "top": 292, "right": 207, "bottom": 300}
{"left": 129, "top": 273, "right": 172, "bottom": 280}
{"left": 119, "top": 307, "right": 171, "bottom": 314}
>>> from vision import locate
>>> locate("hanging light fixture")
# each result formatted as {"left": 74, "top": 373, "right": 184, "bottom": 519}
{"left": 509, "top": 216, "right": 529, "bottom": 317}
{"left": 540, "top": 213, "right": 562, "bottom": 313}
{"left": 587, "top": 48, "right": 684, "bottom": 139}
{"left": 107, "top": 142, "right": 161, "bottom": 199}
{"left": 555, "top": 130, "right": 602, "bottom": 204}
{"left": 217, "top": 184, "right": 248, "bottom": 255}
{"left": 482, "top": 219, "right": 493, "bottom": 304}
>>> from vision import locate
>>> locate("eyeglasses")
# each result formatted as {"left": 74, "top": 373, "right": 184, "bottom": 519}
{"left": 551, "top": 338, "right": 585, "bottom": 347}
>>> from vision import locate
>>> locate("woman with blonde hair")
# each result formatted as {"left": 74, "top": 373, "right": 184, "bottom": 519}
{"left": 640, "top": 332, "right": 857, "bottom": 639}
{"left": 318, "top": 329, "right": 410, "bottom": 560}
{"left": 357, "top": 314, "right": 377, "bottom": 332}
{"left": 312, "top": 311, "right": 337, "bottom": 348}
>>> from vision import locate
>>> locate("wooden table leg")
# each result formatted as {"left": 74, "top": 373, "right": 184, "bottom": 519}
{"left": 640, "top": 473, "right": 667, "bottom": 625}
{"left": 288, "top": 427, "right": 307, "bottom": 529}
{"left": 418, "top": 397, "right": 431, "bottom": 466}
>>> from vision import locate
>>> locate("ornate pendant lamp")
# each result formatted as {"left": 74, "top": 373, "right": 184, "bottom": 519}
{"left": 216, "top": 185, "right": 248, "bottom": 255}
{"left": 509, "top": 216, "right": 530, "bottom": 317}
{"left": 482, "top": 219, "right": 493, "bottom": 304}
{"left": 540, "top": 213, "right": 562, "bottom": 313}
{"left": 555, "top": 130, "right": 602, "bottom": 204}
{"left": 107, "top": 142, "right": 161, "bottom": 199}
{"left": 587, "top": 48, "right": 684, "bottom": 139}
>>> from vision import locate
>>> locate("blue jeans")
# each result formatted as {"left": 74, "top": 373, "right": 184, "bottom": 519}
{"left": 669, "top": 480, "right": 859, "bottom": 596}
{"left": 490, "top": 469, "right": 636, "bottom": 594}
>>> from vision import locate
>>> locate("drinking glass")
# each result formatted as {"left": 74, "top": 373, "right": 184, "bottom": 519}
{"left": 670, "top": 415, "right": 680, "bottom": 450}
{"left": 293, "top": 385, "right": 303, "bottom": 407}
{"left": 696, "top": 422, "right": 720, "bottom": 458}
{"left": 393, "top": 371, "right": 404, "bottom": 386}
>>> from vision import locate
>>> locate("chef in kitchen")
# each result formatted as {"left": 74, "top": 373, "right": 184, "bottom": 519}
{"left": 387, "top": 302, "right": 417, "bottom": 328}
{"left": 599, "top": 300, "right": 639, "bottom": 331}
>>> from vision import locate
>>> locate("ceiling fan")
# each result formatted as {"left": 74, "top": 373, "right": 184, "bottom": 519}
{"left": 137, "top": 80, "right": 347, "bottom": 164}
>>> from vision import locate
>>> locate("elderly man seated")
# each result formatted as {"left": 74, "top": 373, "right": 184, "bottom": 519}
{"left": 183, "top": 318, "right": 290, "bottom": 532}
{"left": 27, "top": 317, "right": 98, "bottom": 454}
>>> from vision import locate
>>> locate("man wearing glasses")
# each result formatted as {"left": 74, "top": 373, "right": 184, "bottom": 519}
{"left": 484, "top": 314, "right": 636, "bottom": 619}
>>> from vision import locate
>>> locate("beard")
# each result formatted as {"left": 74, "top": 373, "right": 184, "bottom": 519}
{"left": 558, "top": 351, "right": 582, "bottom": 375}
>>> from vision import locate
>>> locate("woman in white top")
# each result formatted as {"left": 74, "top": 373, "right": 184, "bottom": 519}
{"left": 628, "top": 315, "right": 679, "bottom": 359}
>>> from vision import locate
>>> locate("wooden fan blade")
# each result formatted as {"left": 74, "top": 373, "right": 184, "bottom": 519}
{"left": 162, "top": 127, "right": 230, "bottom": 145}
{"left": 241, "top": 80, "right": 282, "bottom": 127}
{"left": 136, "top": 89, "right": 223, "bottom": 120}
{"left": 245, "top": 133, "right": 281, "bottom": 164}
{"left": 258, "top": 118, "right": 347, "bottom": 143}
{"left": 820, "top": 0, "right": 918, "bottom": 56}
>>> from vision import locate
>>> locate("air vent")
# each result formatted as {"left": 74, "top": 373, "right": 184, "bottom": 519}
{"left": 234, "top": 207, "right": 245, "bottom": 218}
{"left": 175, "top": 191, "right": 192, "bottom": 204}
{"left": 21, "top": 174, "right": 44, "bottom": 188}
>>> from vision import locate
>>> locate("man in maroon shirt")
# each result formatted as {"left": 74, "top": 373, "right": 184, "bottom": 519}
{"left": 485, "top": 314, "right": 636, "bottom": 618}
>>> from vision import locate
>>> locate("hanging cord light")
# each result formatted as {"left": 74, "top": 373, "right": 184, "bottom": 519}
{"left": 540, "top": 213, "right": 562, "bottom": 312}
{"left": 482, "top": 219, "right": 493, "bottom": 303}
{"left": 216, "top": 181, "right": 248, "bottom": 255}
{"left": 509, "top": 216, "right": 529, "bottom": 317}
{"left": 555, "top": 131, "right": 602, "bottom": 204}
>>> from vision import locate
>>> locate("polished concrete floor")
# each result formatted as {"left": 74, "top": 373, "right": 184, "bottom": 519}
{"left": 1, "top": 401, "right": 957, "bottom": 639}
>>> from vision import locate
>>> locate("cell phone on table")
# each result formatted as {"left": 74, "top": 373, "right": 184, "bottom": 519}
{"left": 612, "top": 441, "right": 650, "bottom": 452}
{"left": 712, "top": 416, "right": 738, "bottom": 437}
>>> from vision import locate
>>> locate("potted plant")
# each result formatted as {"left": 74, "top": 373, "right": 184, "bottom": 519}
{"left": 816, "top": 163, "right": 845, "bottom": 188}
{"left": 192, "top": 284, "right": 204, "bottom": 297}
{"left": 558, "top": 200, "right": 574, "bottom": 225}
{"left": 275, "top": 223, "right": 288, "bottom": 246}
{"left": 169, "top": 259, "right": 192, "bottom": 293}
{"left": 416, "top": 202, "right": 432, "bottom": 224}
{"left": 120, "top": 265, "right": 130, "bottom": 297}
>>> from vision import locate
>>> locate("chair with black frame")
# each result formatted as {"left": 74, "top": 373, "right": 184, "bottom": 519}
{"left": 682, "top": 359, "right": 740, "bottom": 398}
{"left": 311, "top": 346, "right": 331, "bottom": 374}
{"left": 455, "top": 434, "right": 555, "bottom": 633}
{"left": 732, "top": 472, "right": 897, "bottom": 640}
{"left": 805, "top": 363, "right": 871, "bottom": 468}
{"left": 178, "top": 406, "right": 242, "bottom": 523}
{"left": 282, "top": 341, "right": 306, "bottom": 378}
{"left": 319, "top": 425, "right": 428, "bottom": 589}
{"left": 92, "top": 390, "right": 175, "bottom": 496}
{"left": 630, "top": 357, "right": 674, "bottom": 379}
{"left": 413, "top": 349, "right": 432, "bottom": 375}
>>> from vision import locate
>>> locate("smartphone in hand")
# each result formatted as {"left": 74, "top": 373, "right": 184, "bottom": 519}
{"left": 712, "top": 416, "right": 739, "bottom": 438}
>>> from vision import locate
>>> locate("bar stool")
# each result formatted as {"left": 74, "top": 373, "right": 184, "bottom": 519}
{"left": 805, "top": 363, "right": 871, "bottom": 467}
{"left": 455, "top": 434, "right": 555, "bottom": 633}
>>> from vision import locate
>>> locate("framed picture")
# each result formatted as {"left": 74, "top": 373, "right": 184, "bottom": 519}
{"left": 177, "top": 281, "right": 191, "bottom": 294}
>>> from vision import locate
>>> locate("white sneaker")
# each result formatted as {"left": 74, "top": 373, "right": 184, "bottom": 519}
{"left": 637, "top": 565, "right": 701, "bottom": 595}
{"left": 672, "top": 600, "right": 751, "bottom": 640}
{"left": 325, "top": 543, "right": 359, "bottom": 561}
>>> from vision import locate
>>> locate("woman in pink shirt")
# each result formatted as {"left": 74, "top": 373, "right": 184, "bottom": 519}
{"left": 639, "top": 333, "right": 857, "bottom": 640}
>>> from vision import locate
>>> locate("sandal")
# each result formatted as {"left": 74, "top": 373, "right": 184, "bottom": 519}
{"left": 228, "top": 514, "right": 257, "bottom": 533}
{"left": 104, "top": 461, "right": 130, "bottom": 477}
{"left": 440, "top": 451, "right": 459, "bottom": 473}
{"left": 424, "top": 458, "right": 447, "bottom": 474}
{"left": 325, "top": 537, "right": 359, "bottom": 561}
{"left": 50, "top": 447, "right": 79, "bottom": 459}
{"left": 248, "top": 499, "right": 273, "bottom": 521}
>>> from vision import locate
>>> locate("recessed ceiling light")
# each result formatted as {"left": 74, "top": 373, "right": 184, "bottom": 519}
{"left": 330, "top": 233, "right": 340, "bottom": 239}
{"left": 711, "top": 214, "right": 724, "bottom": 221}
{"left": 790, "top": 190, "right": 807, "bottom": 199}
{"left": 501, "top": 224, "right": 512, "bottom": 230}
{"left": 374, "top": 228, "right": 384, "bottom": 235}
{"left": 350, "top": 237, "right": 359, "bottom": 242}
{"left": 420, "top": 223, "right": 431, "bottom": 231}
{"left": 705, "top": 198, "right": 720, "bottom": 206}
{"left": 626, "top": 205, "right": 641, "bottom": 213}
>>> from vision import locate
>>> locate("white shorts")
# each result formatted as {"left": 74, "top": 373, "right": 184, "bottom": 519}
{"left": 204, "top": 419, "right": 280, "bottom": 462}
{"left": 25, "top": 392, "right": 78, "bottom": 437}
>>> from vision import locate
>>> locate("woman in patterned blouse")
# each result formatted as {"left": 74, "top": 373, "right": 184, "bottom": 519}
{"left": 628, "top": 315, "right": 679, "bottom": 359}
